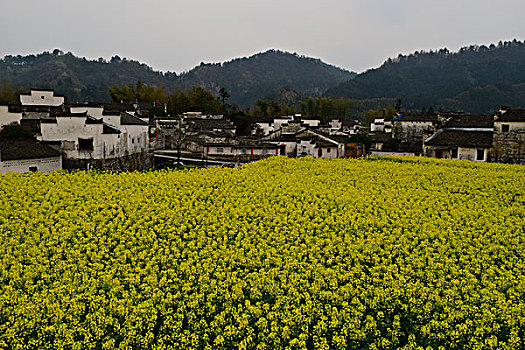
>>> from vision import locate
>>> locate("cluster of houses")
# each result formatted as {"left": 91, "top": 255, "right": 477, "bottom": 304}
{"left": 0, "top": 89, "right": 150, "bottom": 173}
{"left": 369, "top": 107, "right": 525, "bottom": 163}
{"left": 1, "top": 88, "right": 525, "bottom": 173}
{"left": 154, "top": 113, "right": 363, "bottom": 163}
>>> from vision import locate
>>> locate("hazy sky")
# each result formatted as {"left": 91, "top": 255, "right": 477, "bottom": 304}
{"left": 1, "top": 0, "right": 524, "bottom": 74}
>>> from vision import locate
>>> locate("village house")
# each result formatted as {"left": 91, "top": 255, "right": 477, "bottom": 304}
{"left": 392, "top": 113, "right": 439, "bottom": 154}
{"left": 369, "top": 132, "right": 392, "bottom": 152}
{"left": 491, "top": 107, "right": 525, "bottom": 164}
{"left": 19, "top": 88, "right": 65, "bottom": 107}
{"left": 0, "top": 138, "right": 62, "bottom": 173}
{"left": 204, "top": 140, "right": 279, "bottom": 162}
{"left": 424, "top": 113, "right": 494, "bottom": 161}
{"left": 370, "top": 117, "right": 393, "bottom": 133}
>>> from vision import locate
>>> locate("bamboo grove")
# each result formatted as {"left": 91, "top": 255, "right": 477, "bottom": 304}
{"left": 0, "top": 157, "right": 524, "bottom": 349}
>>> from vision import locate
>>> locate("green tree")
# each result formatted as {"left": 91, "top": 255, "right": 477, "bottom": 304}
{"left": 218, "top": 87, "right": 230, "bottom": 113}
{"left": 0, "top": 81, "right": 21, "bottom": 105}
{"left": 0, "top": 123, "right": 35, "bottom": 140}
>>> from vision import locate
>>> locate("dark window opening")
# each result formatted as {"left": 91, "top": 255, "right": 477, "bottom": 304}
{"left": 476, "top": 148, "right": 485, "bottom": 161}
{"left": 502, "top": 124, "right": 510, "bottom": 133}
{"left": 451, "top": 148, "right": 458, "bottom": 158}
{"left": 78, "top": 138, "right": 94, "bottom": 151}
{"left": 29, "top": 166, "right": 38, "bottom": 172}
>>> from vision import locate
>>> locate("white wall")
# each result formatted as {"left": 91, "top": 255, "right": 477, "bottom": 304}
{"left": 458, "top": 147, "right": 488, "bottom": 161}
{"left": 0, "top": 106, "right": 22, "bottom": 127}
{"left": 0, "top": 156, "right": 61, "bottom": 174}
{"left": 302, "top": 119, "right": 320, "bottom": 127}
{"left": 70, "top": 106, "right": 104, "bottom": 119}
{"left": 20, "top": 90, "right": 64, "bottom": 106}
{"left": 207, "top": 145, "right": 279, "bottom": 156}
{"left": 40, "top": 117, "right": 119, "bottom": 159}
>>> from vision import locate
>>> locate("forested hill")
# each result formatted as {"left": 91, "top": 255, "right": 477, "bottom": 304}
{"left": 327, "top": 39, "right": 525, "bottom": 113}
{"left": 177, "top": 50, "right": 356, "bottom": 106}
{"left": 0, "top": 49, "right": 355, "bottom": 106}
{"left": 0, "top": 50, "right": 172, "bottom": 103}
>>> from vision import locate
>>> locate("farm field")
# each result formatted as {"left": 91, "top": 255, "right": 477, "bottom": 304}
{"left": 0, "top": 156, "right": 524, "bottom": 349}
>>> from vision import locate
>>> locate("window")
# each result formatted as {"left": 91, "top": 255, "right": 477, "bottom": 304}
{"left": 78, "top": 138, "right": 94, "bottom": 151}
{"left": 451, "top": 148, "right": 458, "bottom": 159}
{"left": 217, "top": 147, "right": 224, "bottom": 153}
{"left": 29, "top": 166, "right": 38, "bottom": 172}
{"left": 476, "top": 148, "right": 485, "bottom": 161}
{"left": 502, "top": 124, "right": 510, "bottom": 133}
{"left": 327, "top": 148, "right": 331, "bottom": 153}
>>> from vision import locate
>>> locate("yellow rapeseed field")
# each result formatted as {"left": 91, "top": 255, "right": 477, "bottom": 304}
{"left": 0, "top": 156, "right": 524, "bottom": 349}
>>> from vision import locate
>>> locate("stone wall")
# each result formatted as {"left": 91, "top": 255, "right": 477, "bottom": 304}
{"left": 490, "top": 122, "right": 525, "bottom": 164}
{"left": 63, "top": 152, "right": 154, "bottom": 171}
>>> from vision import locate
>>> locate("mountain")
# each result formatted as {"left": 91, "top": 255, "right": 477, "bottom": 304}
{"left": 327, "top": 39, "right": 525, "bottom": 113}
{"left": 0, "top": 49, "right": 355, "bottom": 107}
{"left": 177, "top": 50, "right": 356, "bottom": 106}
{"left": 0, "top": 50, "right": 173, "bottom": 103}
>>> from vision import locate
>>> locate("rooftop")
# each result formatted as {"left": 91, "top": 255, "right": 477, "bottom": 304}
{"left": 0, "top": 139, "right": 62, "bottom": 161}
{"left": 425, "top": 129, "right": 493, "bottom": 148}
{"left": 442, "top": 114, "right": 494, "bottom": 128}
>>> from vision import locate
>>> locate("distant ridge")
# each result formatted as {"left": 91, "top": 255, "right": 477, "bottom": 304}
{"left": 0, "top": 49, "right": 356, "bottom": 106}
{"left": 326, "top": 39, "right": 525, "bottom": 113}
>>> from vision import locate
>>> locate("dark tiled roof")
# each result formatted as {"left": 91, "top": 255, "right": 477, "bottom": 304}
{"left": 394, "top": 114, "right": 439, "bottom": 122}
{"left": 53, "top": 111, "right": 87, "bottom": 118}
{"left": 69, "top": 102, "right": 104, "bottom": 108}
{"left": 442, "top": 114, "right": 494, "bottom": 128}
{"left": 186, "top": 118, "right": 235, "bottom": 131}
{"left": 8, "top": 105, "right": 63, "bottom": 113}
{"left": 496, "top": 109, "right": 525, "bottom": 122}
{"left": 0, "top": 139, "right": 61, "bottom": 161}
{"left": 425, "top": 130, "right": 493, "bottom": 148}
{"left": 252, "top": 115, "right": 275, "bottom": 123}
{"left": 121, "top": 112, "right": 148, "bottom": 126}
{"left": 370, "top": 132, "right": 393, "bottom": 143}
{"left": 102, "top": 103, "right": 135, "bottom": 116}
{"left": 102, "top": 123, "right": 121, "bottom": 134}
{"left": 86, "top": 116, "right": 103, "bottom": 124}
{"left": 315, "top": 140, "right": 336, "bottom": 148}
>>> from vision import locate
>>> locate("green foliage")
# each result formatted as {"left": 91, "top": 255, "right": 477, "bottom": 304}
{"left": 0, "top": 81, "right": 22, "bottom": 105}
{"left": 227, "top": 111, "right": 253, "bottom": 136}
{"left": 327, "top": 39, "right": 525, "bottom": 113}
{"left": 109, "top": 81, "right": 167, "bottom": 104}
{"left": 0, "top": 49, "right": 355, "bottom": 107}
{"left": 167, "top": 87, "right": 222, "bottom": 115}
{"left": 0, "top": 123, "right": 35, "bottom": 140}
{"left": 365, "top": 106, "right": 397, "bottom": 125}
{"left": 251, "top": 96, "right": 354, "bottom": 122}
{"left": 0, "top": 157, "right": 524, "bottom": 349}
{"left": 348, "top": 133, "right": 373, "bottom": 151}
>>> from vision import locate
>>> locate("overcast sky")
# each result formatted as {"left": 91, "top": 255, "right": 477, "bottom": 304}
{"left": 1, "top": 0, "right": 524, "bottom": 74}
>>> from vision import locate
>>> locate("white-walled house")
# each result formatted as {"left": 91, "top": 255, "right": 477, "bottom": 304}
{"left": 491, "top": 107, "right": 525, "bottom": 164}
{"left": 424, "top": 114, "right": 494, "bottom": 161}
{"left": 0, "top": 139, "right": 62, "bottom": 173}
{"left": 20, "top": 89, "right": 65, "bottom": 107}
{"left": 296, "top": 139, "right": 340, "bottom": 158}
{"left": 39, "top": 111, "right": 149, "bottom": 160}
{"left": 0, "top": 105, "right": 22, "bottom": 127}
{"left": 370, "top": 118, "right": 393, "bottom": 133}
